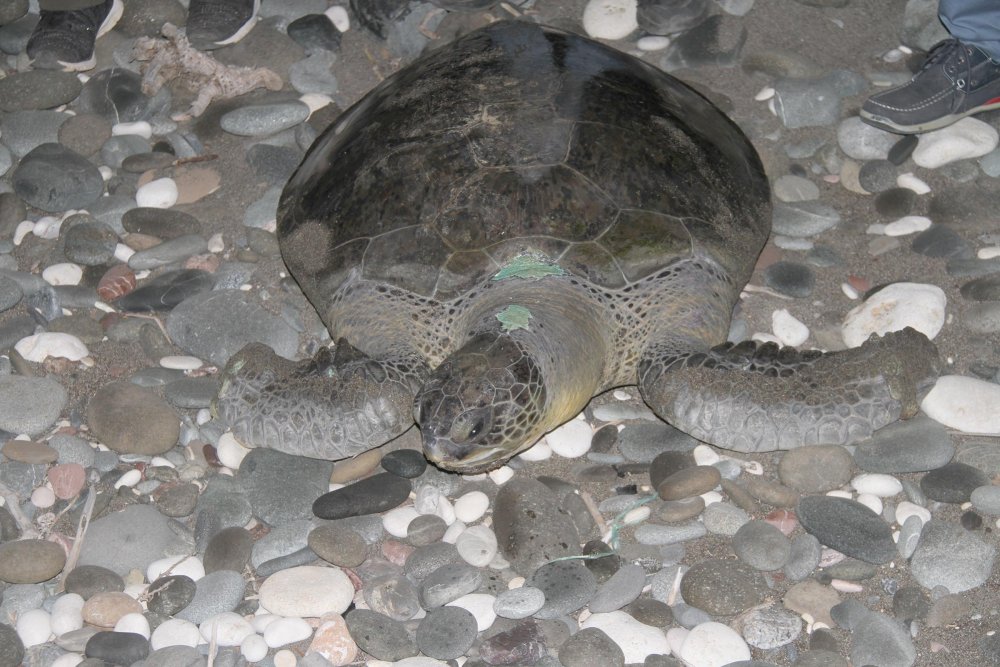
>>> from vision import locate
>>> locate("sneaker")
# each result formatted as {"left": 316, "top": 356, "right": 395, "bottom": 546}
{"left": 186, "top": 0, "right": 260, "bottom": 50}
{"left": 25, "top": 0, "right": 122, "bottom": 71}
{"left": 861, "top": 39, "right": 1000, "bottom": 134}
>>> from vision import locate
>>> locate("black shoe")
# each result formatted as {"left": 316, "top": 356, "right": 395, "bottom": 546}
{"left": 861, "top": 39, "right": 1000, "bottom": 134}
{"left": 186, "top": 0, "right": 259, "bottom": 50}
{"left": 25, "top": 0, "right": 122, "bottom": 71}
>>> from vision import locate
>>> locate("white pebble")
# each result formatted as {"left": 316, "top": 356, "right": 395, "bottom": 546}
{"left": 434, "top": 496, "right": 456, "bottom": 525}
{"left": 755, "top": 86, "right": 775, "bottom": 101}
{"left": 147, "top": 555, "right": 205, "bottom": 583}
{"left": 160, "top": 355, "right": 203, "bottom": 370}
{"left": 772, "top": 308, "right": 809, "bottom": 347}
{"left": 112, "top": 121, "right": 152, "bottom": 138}
{"left": 841, "top": 282, "right": 946, "bottom": 347}
{"left": 678, "top": 621, "right": 751, "bottom": 667}
{"left": 274, "top": 650, "right": 297, "bottom": 667}
{"left": 622, "top": 506, "right": 651, "bottom": 525}
{"left": 414, "top": 484, "right": 440, "bottom": 514}
{"left": 636, "top": 35, "right": 670, "bottom": 51}
{"left": 207, "top": 232, "right": 225, "bottom": 253}
{"left": 16, "top": 609, "right": 52, "bottom": 647}
{"left": 580, "top": 611, "right": 670, "bottom": 664}
{"left": 42, "top": 262, "right": 83, "bottom": 286}
{"left": 136, "top": 177, "right": 179, "bottom": 208}
{"left": 15, "top": 332, "right": 90, "bottom": 362}
{"left": 581, "top": 0, "right": 638, "bottom": 40}
{"left": 700, "top": 490, "right": 724, "bottom": 506}
{"left": 692, "top": 445, "right": 720, "bottom": 466}
{"left": 200, "top": 612, "right": 255, "bottom": 647}
{"left": 324, "top": 5, "right": 350, "bottom": 31}
{"left": 546, "top": 418, "right": 593, "bottom": 458}
{"left": 912, "top": 117, "right": 999, "bottom": 168}
{"left": 896, "top": 172, "right": 931, "bottom": 194}
{"left": 31, "top": 485, "right": 56, "bottom": 509}
{"left": 114, "top": 468, "right": 143, "bottom": 489}
{"left": 895, "top": 501, "right": 931, "bottom": 526}
{"left": 517, "top": 439, "right": 551, "bottom": 462}
{"left": 300, "top": 92, "right": 334, "bottom": 115}
{"left": 488, "top": 466, "right": 514, "bottom": 485}
{"left": 978, "top": 246, "right": 1000, "bottom": 259}
{"left": 826, "top": 489, "right": 853, "bottom": 500}
{"left": 830, "top": 579, "right": 864, "bottom": 593}
{"left": 851, "top": 473, "right": 902, "bottom": 497}
{"left": 241, "top": 633, "right": 269, "bottom": 662}
{"left": 263, "top": 616, "right": 313, "bottom": 648}
{"left": 383, "top": 506, "right": 420, "bottom": 538}
{"left": 448, "top": 593, "right": 497, "bottom": 632}
{"left": 258, "top": 566, "right": 354, "bottom": 617}
{"left": 456, "top": 524, "right": 499, "bottom": 567}
{"left": 33, "top": 213, "right": 69, "bottom": 239}
{"left": 666, "top": 627, "right": 689, "bottom": 657}
{"left": 841, "top": 282, "right": 859, "bottom": 299}
{"left": 50, "top": 593, "right": 85, "bottom": 636}
{"left": 14, "top": 220, "right": 34, "bottom": 245}
{"left": 442, "top": 519, "right": 466, "bottom": 544}
{"left": 855, "top": 493, "right": 883, "bottom": 516}
{"left": 51, "top": 655, "right": 84, "bottom": 667}
{"left": 454, "top": 491, "right": 490, "bottom": 523}
{"left": 250, "top": 614, "right": 280, "bottom": 633}
{"left": 883, "top": 215, "right": 931, "bottom": 236}
{"left": 217, "top": 431, "right": 251, "bottom": 469}
{"left": 99, "top": 165, "right": 113, "bottom": 181}
{"left": 114, "top": 243, "right": 136, "bottom": 262}
{"left": 613, "top": 389, "right": 632, "bottom": 400}
{"left": 921, "top": 375, "right": 1000, "bottom": 435}
{"left": 115, "top": 612, "right": 151, "bottom": 639}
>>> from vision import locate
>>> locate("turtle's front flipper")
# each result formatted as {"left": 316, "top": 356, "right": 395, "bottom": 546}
{"left": 639, "top": 327, "right": 940, "bottom": 453}
{"left": 212, "top": 340, "right": 428, "bottom": 460}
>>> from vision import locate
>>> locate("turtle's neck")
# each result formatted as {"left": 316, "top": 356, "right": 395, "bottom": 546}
{"left": 460, "top": 277, "right": 609, "bottom": 428}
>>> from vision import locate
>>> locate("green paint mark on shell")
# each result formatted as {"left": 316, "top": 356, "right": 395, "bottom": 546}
{"left": 496, "top": 305, "right": 533, "bottom": 332}
{"left": 492, "top": 254, "right": 566, "bottom": 281}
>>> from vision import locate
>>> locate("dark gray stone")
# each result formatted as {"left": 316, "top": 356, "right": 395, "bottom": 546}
{"left": 416, "top": 606, "right": 478, "bottom": 660}
{"left": 529, "top": 560, "right": 597, "bottom": 619}
{"left": 237, "top": 448, "right": 333, "bottom": 525}
{"left": 12, "top": 143, "right": 103, "bottom": 212}
{"left": 345, "top": 609, "right": 417, "bottom": 661}
{"left": 796, "top": 495, "right": 895, "bottom": 564}
{"left": 493, "top": 477, "right": 581, "bottom": 574}
{"left": 313, "top": 471, "right": 411, "bottom": 520}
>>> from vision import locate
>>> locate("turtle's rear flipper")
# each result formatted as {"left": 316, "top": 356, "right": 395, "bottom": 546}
{"left": 639, "top": 327, "right": 940, "bottom": 453}
{"left": 212, "top": 340, "right": 427, "bottom": 460}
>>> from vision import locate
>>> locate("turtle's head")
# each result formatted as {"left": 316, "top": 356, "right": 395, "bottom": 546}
{"left": 415, "top": 333, "right": 547, "bottom": 473}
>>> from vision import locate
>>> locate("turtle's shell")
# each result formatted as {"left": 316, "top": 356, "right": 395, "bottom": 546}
{"left": 278, "top": 21, "right": 769, "bottom": 302}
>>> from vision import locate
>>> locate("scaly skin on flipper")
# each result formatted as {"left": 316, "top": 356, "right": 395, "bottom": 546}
{"left": 212, "top": 341, "right": 427, "bottom": 460}
{"left": 639, "top": 327, "right": 941, "bottom": 452}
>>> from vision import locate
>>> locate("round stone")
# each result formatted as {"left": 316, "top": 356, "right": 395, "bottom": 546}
{"left": 649, "top": 450, "right": 696, "bottom": 488}
{"left": 345, "top": 609, "right": 417, "bottom": 661}
{"left": 558, "top": 627, "right": 625, "bottom": 667}
{"left": 86, "top": 381, "right": 180, "bottom": 456}
{"left": 656, "top": 465, "right": 721, "bottom": 500}
{"left": 12, "top": 143, "right": 103, "bottom": 212}
{"left": 529, "top": 560, "right": 597, "bottom": 619}
{"left": 493, "top": 586, "right": 545, "bottom": 619}
{"left": 796, "top": 495, "right": 895, "bottom": 564}
{"left": 763, "top": 261, "right": 815, "bottom": 297}
{"left": 146, "top": 575, "right": 197, "bottom": 616}
{"left": 732, "top": 520, "right": 792, "bottom": 571}
{"left": 920, "top": 461, "right": 991, "bottom": 503}
{"left": 778, "top": 445, "right": 853, "bottom": 492}
{"left": 64, "top": 565, "right": 125, "bottom": 600}
{"left": 415, "top": 606, "right": 478, "bottom": 660}
{"left": 910, "top": 520, "right": 996, "bottom": 593}
{"left": 381, "top": 449, "right": 428, "bottom": 478}
{"left": 258, "top": 566, "right": 353, "bottom": 617}
{"left": 309, "top": 523, "right": 369, "bottom": 566}
{"left": 84, "top": 631, "right": 150, "bottom": 665}
{"left": 680, "top": 559, "right": 767, "bottom": 615}
{"left": 82, "top": 592, "right": 143, "bottom": 628}
{"left": 0, "top": 539, "right": 66, "bottom": 583}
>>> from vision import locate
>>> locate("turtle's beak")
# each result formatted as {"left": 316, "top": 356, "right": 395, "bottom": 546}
{"left": 423, "top": 435, "right": 506, "bottom": 473}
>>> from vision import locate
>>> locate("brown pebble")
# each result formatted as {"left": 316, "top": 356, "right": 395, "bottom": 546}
{"left": 655, "top": 496, "right": 705, "bottom": 523}
{"left": 720, "top": 479, "right": 761, "bottom": 513}
{"left": 48, "top": 463, "right": 87, "bottom": 499}
{"left": 764, "top": 508, "right": 799, "bottom": 536}
{"left": 97, "top": 264, "right": 137, "bottom": 302}
{"left": 123, "top": 232, "right": 162, "bottom": 250}
{"left": 783, "top": 579, "right": 839, "bottom": 627}
{"left": 0, "top": 539, "right": 66, "bottom": 583}
{"left": 2, "top": 439, "right": 58, "bottom": 464}
{"left": 657, "top": 465, "right": 721, "bottom": 501}
{"left": 743, "top": 477, "right": 799, "bottom": 507}
{"left": 308, "top": 613, "right": 358, "bottom": 664}
{"left": 174, "top": 167, "right": 221, "bottom": 204}
{"left": 329, "top": 447, "right": 382, "bottom": 484}
{"left": 82, "top": 591, "right": 143, "bottom": 628}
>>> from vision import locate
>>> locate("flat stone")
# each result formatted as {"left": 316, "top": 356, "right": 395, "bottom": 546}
{"left": 910, "top": 519, "right": 996, "bottom": 593}
{"left": 656, "top": 465, "right": 720, "bottom": 500}
{"left": 680, "top": 559, "right": 767, "bottom": 615}
{"left": 84, "top": 631, "right": 150, "bottom": 665}
{"left": 203, "top": 527, "right": 253, "bottom": 573}
{"left": 558, "top": 627, "right": 625, "bottom": 667}
{"left": 493, "top": 477, "right": 581, "bottom": 575}
{"left": 12, "top": 143, "right": 103, "bottom": 212}
{"left": 345, "top": 609, "right": 417, "bottom": 661}
{"left": 309, "top": 523, "right": 369, "bottom": 566}
{"left": 853, "top": 416, "right": 955, "bottom": 472}
{"left": 732, "top": 520, "right": 791, "bottom": 571}
{"left": 77, "top": 504, "right": 195, "bottom": 576}
{"left": 0, "top": 70, "right": 81, "bottom": 112}
{"left": 116, "top": 269, "right": 216, "bottom": 312}
{"left": 146, "top": 575, "right": 197, "bottom": 616}
{"left": 796, "top": 495, "right": 895, "bottom": 564}
{"left": 771, "top": 201, "right": 840, "bottom": 237}
{"left": 238, "top": 448, "right": 334, "bottom": 525}
{"left": 415, "top": 606, "right": 478, "bottom": 660}
{"left": 175, "top": 570, "right": 246, "bottom": 624}
{"left": 0, "top": 539, "right": 65, "bottom": 583}
{"left": 588, "top": 564, "right": 646, "bottom": 613}
{"left": 381, "top": 449, "right": 428, "bottom": 478}
{"left": 0, "top": 375, "right": 67, "bottom": 437}
{"left": 529, "top": 560, "right": 597, "bottom": 619}
{"left": 64, "top": 565, "right": 125, "bottom": 600}
{"left": 419, "top": 564, "right": 482, "bottom": 609}
{"left": 313, "top": 471, "right": 412, "bottom": 520}
{"left": 778, "top": 445, "right": 853, "bottom": 492}
{"left": 920, "top": 461, "right": 991, "bottom": 503}
{"left": 86, "top": 381, "right": 180, "bottom": 456}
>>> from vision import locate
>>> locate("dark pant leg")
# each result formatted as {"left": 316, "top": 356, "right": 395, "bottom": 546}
{"left": 940, "top": 0, "right": 1000, "bottom": 61}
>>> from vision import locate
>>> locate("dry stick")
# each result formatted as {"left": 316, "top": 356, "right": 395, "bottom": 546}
{"left": 59, "top": 486, "right": 96, "bottom": 592}
{"left": 172, "top": 154, "right": 219, "bottom": 167}
{"left": 0, "top": 480, "right": 39, "bottom": 539}
{"left": 578, "top": 490, "right": 609, "bottom": 537}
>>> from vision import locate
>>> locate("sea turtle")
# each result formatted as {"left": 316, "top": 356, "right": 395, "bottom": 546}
{"left": 214, "top": 20, "right": 940, "bottom": 472}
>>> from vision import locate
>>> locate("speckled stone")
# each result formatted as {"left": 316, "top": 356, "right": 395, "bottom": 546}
{"left": 680, "top": 559, "right": 767, "bottom": 616}
{"left": 796, "top": 495, "right": 895, "bottom": 564}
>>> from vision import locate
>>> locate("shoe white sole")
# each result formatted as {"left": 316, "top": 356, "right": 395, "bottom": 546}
{"left": 56, "top": 0, "right": 124, "bottom": 72}
{"left": 860, "top": 97, "right": 1000, "bottom": 134}
{"left": 213, "top": 0, "right": 260, "bottom": 46}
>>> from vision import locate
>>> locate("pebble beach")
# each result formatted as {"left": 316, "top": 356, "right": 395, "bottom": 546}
{"left": 0, "top": 0, "right": 999, "bottom": 666}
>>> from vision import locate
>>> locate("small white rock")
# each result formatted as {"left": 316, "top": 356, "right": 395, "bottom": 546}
{"left": 383, "top": 506, "right": 420, "bottom": 538}
{"left": 442, "top": 519, "right": 466, "bottom": 544}
{"left": 830, "top": 579, "right": 864, "bottom": 593}
{"left": 826, "top": 490, "right": 853, "bottom": 500}
{"left": 114, "top": 468, "right": 143, "bottom": 489}
{"left": 772, "top": 308, "right": 809, "bottom": 347}
{"left": 851, "top": 473, "right": 903, "bottom": 497}
{"left": 447, "top": 593, "right": 497, "bottom": 632}
{"left": 666, "top": 627, "right": 689, "bottom": 658}
{"left": 912, "top": 117, "right": 999, "bottom": 168}
{"left": 324, "top": 5, "right": 350, "bottom": 31}
{"left": 456, "top": 524, "right": 499, "bottom": 568}
{"left": 33, "top": 213, "right": 69, "bottom": 239}
{"left": 896, "top": 172, "right": 931, "bottom": 194}
{"left": 50, "top": 654, "right": 84, "bottom": 667}
{"left": 258, "top": 566, "right": 354, "bottom": 617}
{"left": 414, "top": 485, "right": 441, "bottom": 514}
{"left": 841, "top": 282, "right": 946, "bottom": 347}
{"left": 300, "top": 92, "right": 334, "bottom": 114}
{"left": 147, "top": 555, "right": 205, "bottom": 583}
{"left": 855, "top": 493, "right": 883, "bottom": 516}
{"left": 678, "top": 621, "right": 751, "bottom": 667}
{"left": 217, "top": 431, "right": 251, "bottom": 469}
{"left": 454, "top": 491, "right": 490, "bottom": 523}
{"left": 545, "top": 419, "right": 593, "bottom": 458}
{"left": 15, "top": 332, "right": 90, "bottom": 362}
{"left": 517, "top": 439, "right": 551, "bottom": 462}
{"left": 488, "top": 466, "right": 514, "bottom": 485}
{"left": 50, "top": 593, "right": 85, "bottom": 636}
{"left": 580, "top": 611, "right": 670, "bottom": 664}
{"left": 42, "top": 262, "right": 83, "bottom": 286}
{"left": 136, "top": 177, "right": 179, "bottom": 208}
{"left": 841, "top": 282, "right": 859, "bottom": 299}
{"left": 241, "top": 633, "right": 269, "bottom": 662}
{"left": 115, "top": 612, "right": 151, "bottom": 639}
{"left": 755, "top": 86, "right": 775, "bottom": 101}
{"left": 160, "top": 355, "right": 203, "bottom": 370}
{"left": 434, "top": 496, "right": 456, "bottom": 525}
{"left": 692, "top": 445, "right": 720, "bottom": 466}
{"left": 200, "top": 612, "right": 255, "bottom": 647}
{"left": 581, "top": 0, "right": 638, "bottom": 40}
{"left": 99, "top": 165, "right": 113, "bottom": 181}
{"left": 250, "top": 614, "right": 280, "bottom": 633}
{"left": 978, "top": 246, "right": 1000, "bottom": 259}
{"left": 883, "top": 215, "right": 932, "bottom": 236}
{"left": 622, "top": 505, "right": 651, "bottom": 525}
{"left": 895, "top": 500, "right": 932, "bottom": 526}
{"left": 636, "top": 35, "right": 671, "bottom": 51}
{"left": 112, "top": 121, "right": 153, "bottom": 138}
{"left": 16, "top": 608, "right": 52, "bottom": 647}
{"left": 114, "top": 243, "right": 136, "bottom": 262}
{"left": 14, "top": 219, "right": 35, "bottom": 245}
{"left": 263, "top": 616, "right": 313, "bottom": 648}
{"left": 613, "top": 389, "right": 632, "bottom": 400}
{"left": 921, "top": 375, "right": 1000, "bottom": 435}
{"left": 31, "top": 485, "right": 56, "bottom": 509}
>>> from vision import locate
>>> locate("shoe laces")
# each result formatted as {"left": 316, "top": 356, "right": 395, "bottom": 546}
{"left": 33, "top": 0, "right": 108, "bottom": 37}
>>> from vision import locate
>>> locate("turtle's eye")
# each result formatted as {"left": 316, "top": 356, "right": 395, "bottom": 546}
{"left": 450, "top": 408, "right": 491, "bottom": 443}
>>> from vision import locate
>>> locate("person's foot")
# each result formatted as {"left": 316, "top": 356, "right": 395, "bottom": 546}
{"left": 25, "top": 0, "right": 122, "bottom": 71}
{"left": 186, "top": 0, "right": 260, "bottom": 50}
{"left": 861, "top": 38, "right": 1000, "bottom": 134}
